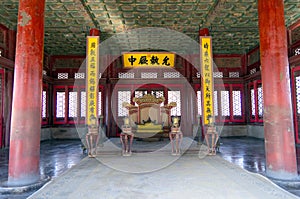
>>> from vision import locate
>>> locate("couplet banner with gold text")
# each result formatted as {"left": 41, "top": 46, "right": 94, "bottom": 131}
{"left": 86, "top": 36, "right": 99, "bottom": 125}
{"left": 200, "top": 36, "right": 214, "bottom": 125}
{"left": 123, "top": 52, "right": 175, "bottom": 68}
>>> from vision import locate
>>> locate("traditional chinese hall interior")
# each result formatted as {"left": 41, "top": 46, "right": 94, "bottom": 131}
{"left": 1, "top": 0, "right": 300, "bottom": 198}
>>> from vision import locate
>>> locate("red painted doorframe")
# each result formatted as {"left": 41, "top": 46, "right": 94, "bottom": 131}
{"left": 291, "top": 66, "right": 300, "bottom": 144}
{"left": 0, "top": 69, "right": 4, "bottom": 148}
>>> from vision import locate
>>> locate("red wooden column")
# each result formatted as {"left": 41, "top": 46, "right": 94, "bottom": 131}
{"left": 199, "top": 28, "right": 209, "bottom": 37}
{"left": 90, "top": 28, "right": 100, "bottom": 36}
{"left": 258, "top": 0, "right": 298, "bottom": 179}
{"left": 8, "top": 0, "right": 45, "bottom": 186}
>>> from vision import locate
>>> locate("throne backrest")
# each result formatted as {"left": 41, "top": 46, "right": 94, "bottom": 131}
{"left": 123, "top": 94, "right": 176, "bottom": 127}
{"left": 134, "top": 94, "right": 164, "bottom": 124}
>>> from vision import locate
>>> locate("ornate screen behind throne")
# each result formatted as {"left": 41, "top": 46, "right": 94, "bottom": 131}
{"left": 134, "top": 94, "right": 164, "bottom": 124}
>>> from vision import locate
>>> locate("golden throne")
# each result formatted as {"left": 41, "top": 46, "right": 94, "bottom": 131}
{"left": 123, "top": 94, "right": 176, "bottom": 138}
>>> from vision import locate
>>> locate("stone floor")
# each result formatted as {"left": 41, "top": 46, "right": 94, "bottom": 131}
{"left": 0, "top": 140, "right": 85, "bottom": 199}
{"left": 0, "top": 136, "right": 300, "bottom": 198}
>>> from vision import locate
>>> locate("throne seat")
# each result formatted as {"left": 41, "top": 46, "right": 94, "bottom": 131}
{"left": 137, "top": 122, "right": 164, "bottom": 133}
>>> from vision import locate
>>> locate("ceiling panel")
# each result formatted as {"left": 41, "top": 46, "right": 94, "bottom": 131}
{"left": 0, "top": 0, "right": 299, "bottom": 55}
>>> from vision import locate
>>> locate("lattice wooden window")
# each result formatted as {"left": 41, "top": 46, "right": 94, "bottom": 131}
{"left": 250, "top": 68, "right": 257, "bottom": 75}
{"left": 56, "top": 91, "right": 65, "bottom": 118}
{"left": 151, "top": 90, "right": 164, "bottom": 106}
{"left": 229, "top": 72, "right": 239, "bottom": 78}
{"left": 119, "top": 72, "right": 134, "bottom": 78}
{"left": 68, "top": 91, "right": 78, "bottom": 117}
{"left": 249, "top": 81, "right": 263, "bottom": 122}
{"left": 118, "top": 91, "right": 131, "bottom": 116}
{"left": 251, "top": 88, "right": 255, "bottom": 116}
{"left": 80, "top": 91, "right": 102, "bottom": 117}
{"left": 134, "top": 91, "right": 147, "bottom": 106}
{"left": 197, "top": 91, "right": 202, "bottom": 115}
{"left": 296, "top": 76, "right": 300, "bottom": 114}
{"left": 213, "top": 72, "right": 223, "bottom": 78}
{"left": 232, "top": 90, "right": 242, "bottom": 116}
{"left": 135, "top": 90, "right": 148, "bottom": 98}
{"left": 98, "top": 91, "right": 102, "bottom": 116}
{"left": 295, "top": 48, "right": 300, "bottom": 56}
{"left": 221, "top": 91, "right": 230, "bottom": 116}
{"left": 163, "top": 72, "right": 180, "bottom": 78}
{"left": 54, "top": 86, "right": 103, "bottom": 124}
{"left": 80, "top": 91, "right": 86, "bottom": 117}
{"left": 141, "top": 72, "right": 157, "bottom": 79}
{"left": 168, "top": 91, "right": 181, "bottom": 116}
{"left": 258, "top": 86, "right": 264, "bottom": 118}
{"left": 42, "top": 91, "right": 47, "bottom": 118}
{"left": 214, "top": 91, "right": 218, "bottom": 116}
{"left": 58, "top": 73, "right": 68, "bottom": 79}
{"left": 292, "top": 69, "right": 300, "bottom": 143}
{"left": 213, "top": 85, "right": 244, "bottom": 122}
{"left": 151, "top": 90, "right": 164, "bottom": 98}
{"left": 75, "top": 73, "right": 85, "bottom": 79}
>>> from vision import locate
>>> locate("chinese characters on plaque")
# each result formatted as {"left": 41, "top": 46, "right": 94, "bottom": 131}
{"left": 200, "top": 36, "right": 214, "bottom": 125}
{"left": 86, "top": 36, "right": 99, "bottom": 125}
{"left": 123, "top": 53, "right": 175, "bottom": 68}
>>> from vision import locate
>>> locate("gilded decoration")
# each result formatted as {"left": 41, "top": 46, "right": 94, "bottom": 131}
{"left": 123, "top": 94, "right": 176, "bottom": 138}
{"left": 133, "top": 94, "right": 165, "bottom": 105}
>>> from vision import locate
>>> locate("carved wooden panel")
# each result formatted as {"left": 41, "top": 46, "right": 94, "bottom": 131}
{"left": 248, "top": 49, "right": 260, "bottom": 66}
{"left": 214, "top": 57, "right": 241, "bottom": 68}
{"left": 53, "top": 58, "right": 84, "bottom": 68}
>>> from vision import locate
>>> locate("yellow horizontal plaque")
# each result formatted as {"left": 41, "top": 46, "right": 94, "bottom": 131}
{"left": 123, "top": 52, "right": 175, "bottom": 68}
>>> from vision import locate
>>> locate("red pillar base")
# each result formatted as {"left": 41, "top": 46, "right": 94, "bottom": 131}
{"left": 266, "top": 170, "right": 298, "bottom": 181}
{"left": 7, "top": 174, "right": 40, "bottom": 187}
{"left": 0, "top": 176, "right": 50, "bottom": 193}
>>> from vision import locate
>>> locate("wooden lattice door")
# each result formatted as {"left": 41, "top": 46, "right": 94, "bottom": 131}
{"left": 292, "top": 67, "right": 300, "bottom": 144}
